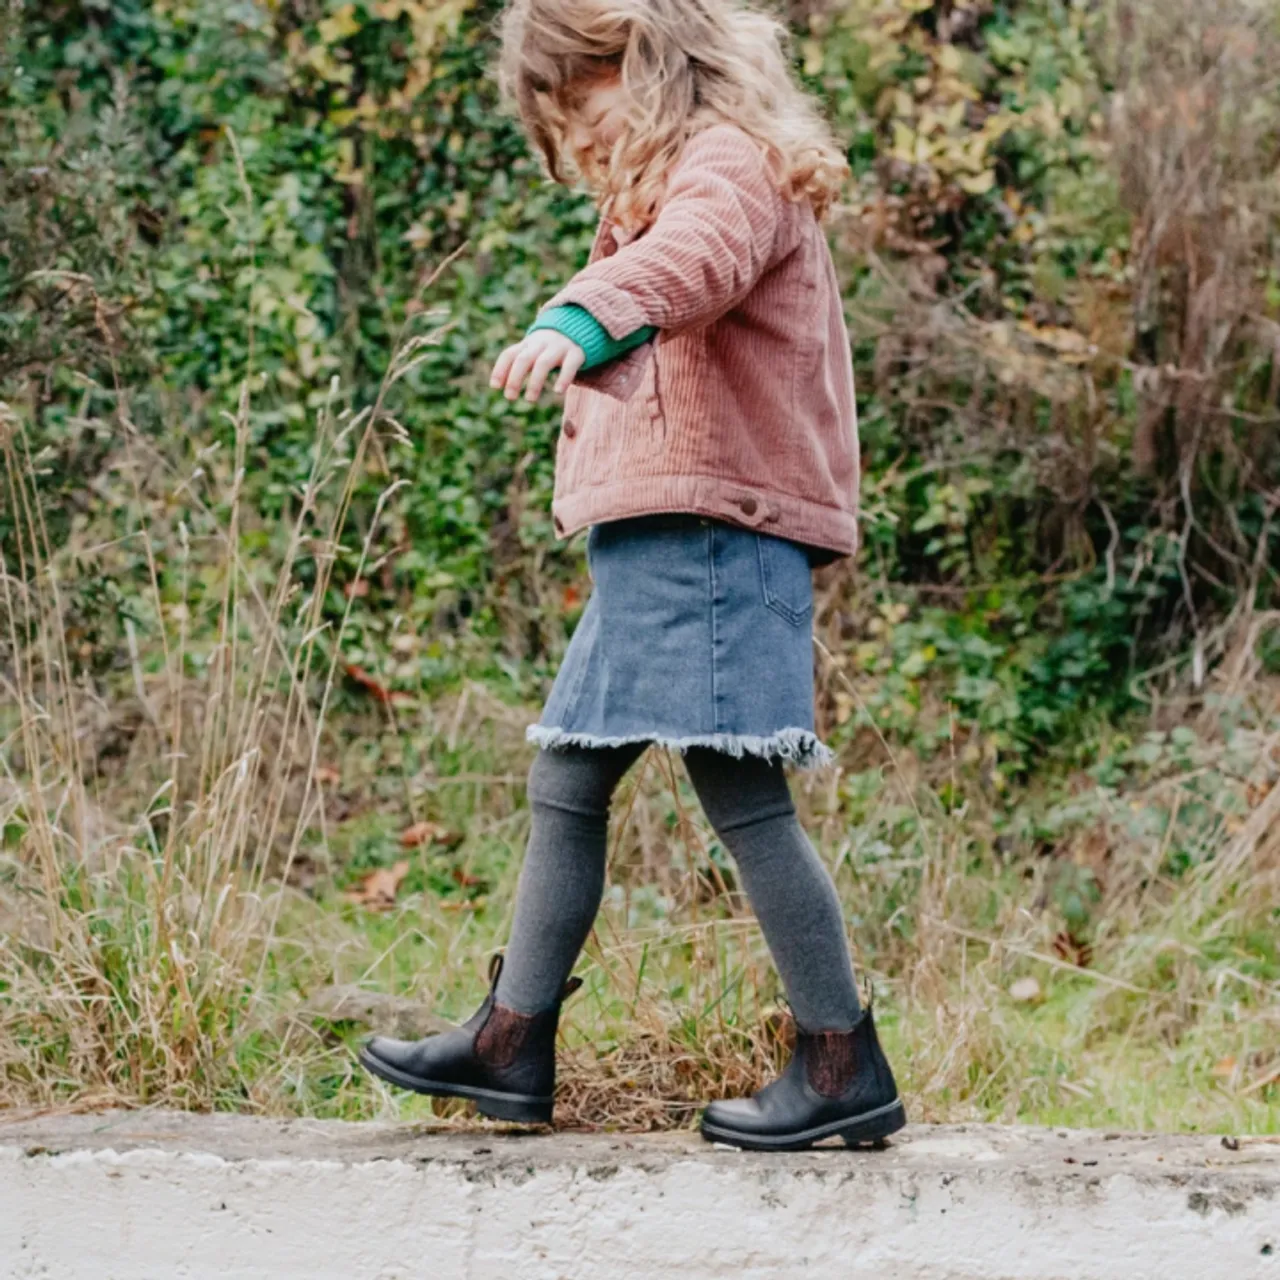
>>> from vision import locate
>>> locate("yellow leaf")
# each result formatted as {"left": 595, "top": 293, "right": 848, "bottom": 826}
{"left": 936, "top": 44, "right": 963, "bottom": 74}
{"left": 334, "top": 137, "right": 361, "bottom": 185}
{"left": 317, "top": 3, "right": 360, "bottom": 44}
{"left": 1018, "top": 322, "right": 1091, "bottom": 357}
{"left": 1058, "top": 78, "right": 1085, "bottom": 118}
{"left": 891, "top": 120, "right": 918, "bottom": 161}
{"left": 402, "top": 222, "right": 433, "bottom": 251}
{"left": 957, "top": 169, "right": 996, "bottom": 196}
{"left": 445, "top": 189, "right": 470, "bottom": 227}
{"left": 400, "top": 821, "right": 462, "bottom": 850}
{"left": 979, "top": 111, "right": 1016, "bottom": 143}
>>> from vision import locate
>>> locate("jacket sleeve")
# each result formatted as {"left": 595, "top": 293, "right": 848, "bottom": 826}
{"left": 527, "top": 304, "right": 657, "bottom": 370}
{"left": 540, "top": 126, "right": 795, "bottom": 339}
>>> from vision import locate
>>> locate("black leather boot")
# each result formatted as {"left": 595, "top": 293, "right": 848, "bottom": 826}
{"left": 357, "top": 956, "right": 581, "bottom": 1125}
{"left": 700, "top": 1004, "right": 906, "bottom": 1151}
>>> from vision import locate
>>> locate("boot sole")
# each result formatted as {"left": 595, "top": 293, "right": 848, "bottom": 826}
{"left": 699, "top": 1097, "right": 906, "bottom": 1153}
{"left": 358, "top": 1045, "right": 554, "bottom": 1125}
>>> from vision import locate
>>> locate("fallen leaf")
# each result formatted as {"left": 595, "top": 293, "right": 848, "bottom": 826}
{"left": 451, "top": 866, "right": 487, "bottom": 889}
{"left": 1211, "top": 1056, "right": 1238, "bottom": 1079}
{"left": 313, "top": 765, "right": 341, "bottom": 787}
{"left": 440, "top": 897, "right": 487, "bottom": 913}
{"left": 345, "top": 860, "right": 410, "bottom": 910}
{"left": 344, "top": 662, "right": 391, "bottom": 701}
{"left": 344, "top": 578, "right": 370, "bottom": 599}
{"left": 1009, "top": 976, "right": 1042, "bottom": 1003}
{"left": 400, "top": 820, "right": 463, "bottom": 850}
{"left": 1052, "top": 931, "right": 1093, "bottom": 968}
{"left": 344, "top": 663, "right": 413, "bottom": 706}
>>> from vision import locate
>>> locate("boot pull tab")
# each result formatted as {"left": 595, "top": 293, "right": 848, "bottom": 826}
{"left": 487, "top": 952, "right": 505, "bottom": 988}
{"left": 561, "top": 975, "right": 584, "bottom": 1002}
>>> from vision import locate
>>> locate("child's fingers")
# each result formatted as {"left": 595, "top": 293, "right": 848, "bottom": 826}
{"left": 525, "top": 342, "right": 572, "bottom": 402}
{"left": 489, "top": 343, "right": 520, "bottom": 391}
{"left": 555, "top": 345, "right": 585, "bottom": 394}
{"left": 502, "top": 340, "right": 542, "bottom": 400}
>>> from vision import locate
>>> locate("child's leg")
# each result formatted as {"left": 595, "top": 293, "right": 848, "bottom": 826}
{"left": 683, "top": 747, "right": 860, "bottom": 1031}
{"left": 495, "top": 743, "right": 647, "bottom": 1014}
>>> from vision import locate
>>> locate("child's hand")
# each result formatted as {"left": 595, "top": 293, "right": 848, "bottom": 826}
{"left": 490, "top": 331, "right": 585, "bottom": 403}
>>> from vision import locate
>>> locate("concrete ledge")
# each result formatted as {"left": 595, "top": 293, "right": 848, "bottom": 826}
{"left": 2, "top": 1111, "right": 1278, "bottom": 1279}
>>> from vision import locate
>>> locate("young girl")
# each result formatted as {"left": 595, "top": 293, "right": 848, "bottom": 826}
{"left": 359, "top": 0, "right": 906, "bottom": 1152}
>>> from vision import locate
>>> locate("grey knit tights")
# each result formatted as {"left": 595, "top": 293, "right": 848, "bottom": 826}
{"left": 494, "top": 744, "right": 861, "bottom": 1031}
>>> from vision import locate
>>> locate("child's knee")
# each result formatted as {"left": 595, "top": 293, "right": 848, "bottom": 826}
{"left": 527, "top": 747, "right": 619, "bottom": 818}
{"left": 684, "top": 748, "right": 796, "bottom": 834}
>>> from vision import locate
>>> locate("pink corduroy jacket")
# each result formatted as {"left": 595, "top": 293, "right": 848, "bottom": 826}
{"left": 541, "top": 123, "right": 860, "bottom": 560}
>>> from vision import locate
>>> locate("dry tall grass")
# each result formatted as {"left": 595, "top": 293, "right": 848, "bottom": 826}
{"left": 0, "top": 253, "right": 452, "bottom": 1109}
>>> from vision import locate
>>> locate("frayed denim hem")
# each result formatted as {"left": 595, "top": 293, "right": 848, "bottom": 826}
{"left": 526, "top": 725, "right": 836, "bottom": 770}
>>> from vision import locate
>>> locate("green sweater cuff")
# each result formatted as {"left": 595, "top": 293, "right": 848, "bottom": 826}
{"left": 528, "top": 305, "right": 656, "bottom": 371}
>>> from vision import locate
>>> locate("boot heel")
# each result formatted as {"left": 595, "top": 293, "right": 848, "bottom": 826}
{"left": 840, "top": 1098, "right": 906, "bottom": 1148}
{"left": 476, "top": 1093, "right": 554, "bottom": 1125}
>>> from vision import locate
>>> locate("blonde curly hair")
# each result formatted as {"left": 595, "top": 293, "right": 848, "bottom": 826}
{"left": 497, "top": 0, "right": 849, "bottom": 229}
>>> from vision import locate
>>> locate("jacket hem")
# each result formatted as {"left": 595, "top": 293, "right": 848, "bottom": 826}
{"left": 526, "top": 725, "right": 835, "bottom": 770}
{"left": 552, "top": 474, "right": 858, "bottom": 560}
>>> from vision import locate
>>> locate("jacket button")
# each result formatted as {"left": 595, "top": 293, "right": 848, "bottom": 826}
{"left": 563, "top": 419, "right": 577, "bottom": 440}
{"left": 740, "top": 497, "right": 758, "bottom": 517}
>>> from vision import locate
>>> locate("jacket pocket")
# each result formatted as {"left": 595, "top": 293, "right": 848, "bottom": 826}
{"left": 757, "top": 534, "right": 814, "bottom": 627}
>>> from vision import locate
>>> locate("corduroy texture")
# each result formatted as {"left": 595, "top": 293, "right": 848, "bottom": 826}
{"left": 542, "top": 123, "right": 861, "bottom": 560}
{"left": 528, "top": 304, "right": 656, "bottom": 370}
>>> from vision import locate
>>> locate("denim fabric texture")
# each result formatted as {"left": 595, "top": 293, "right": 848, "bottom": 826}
{"left": 528, "top": 515, "right": 832, "bottom": 768}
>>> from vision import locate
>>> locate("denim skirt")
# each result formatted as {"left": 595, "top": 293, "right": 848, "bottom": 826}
{"left": 527, "top": 515, "right": 832, "bottom": 768}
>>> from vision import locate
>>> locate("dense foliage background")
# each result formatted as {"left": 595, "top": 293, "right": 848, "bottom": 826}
{"left": 7, "top": 0, "right": 1280, "bottom": 766}
{"left": 1, "top": 0, "right": 1277, "bottom": 1126}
